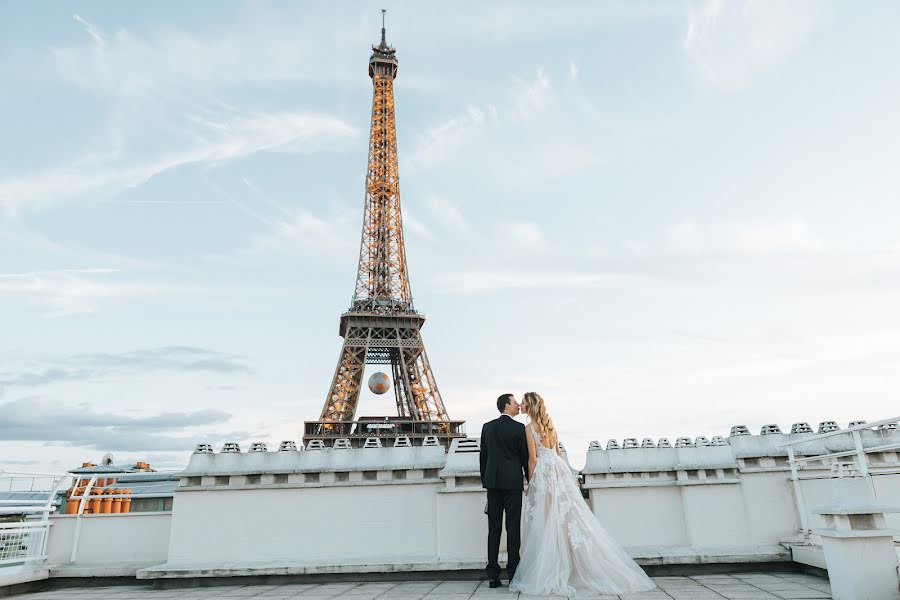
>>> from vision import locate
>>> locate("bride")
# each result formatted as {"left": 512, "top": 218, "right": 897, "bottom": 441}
{"left": 509, "top": 392, "right": 656, "bottom": 596}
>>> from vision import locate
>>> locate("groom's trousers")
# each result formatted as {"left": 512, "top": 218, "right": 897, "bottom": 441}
{"left": 486, "top": 488, "right": 523, "bottom": 580}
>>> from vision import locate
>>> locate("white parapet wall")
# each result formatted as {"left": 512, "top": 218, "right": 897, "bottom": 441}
{"left": 582, "top": 424, "right": 900, "bottom": 568}
{"left": 25, "top": 422, "right": 897, "bottom": 581}
{"left": 45, "top": 512, "right": 172, "bottom": 577}
{"left": 583, "top": 433, "right": 799, "bottom": 565}
{"left": 142, "top": 442, "right": 464, "bottom": 578}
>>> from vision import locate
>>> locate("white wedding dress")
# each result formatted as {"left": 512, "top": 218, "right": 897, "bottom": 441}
{"left": 509, "top": 426, "right": 656, "bottom": 596}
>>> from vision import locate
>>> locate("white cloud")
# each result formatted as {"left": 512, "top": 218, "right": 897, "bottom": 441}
{"left": 427, "top": 195, "right": 467, "bottom": 235}
{"left": 409, "top": 106, "right": 491, "bottom": 168}
{"left": 665, "top": 217, "right": 825, "bottom": 257}
{"left": 870, "top": 242, "right": 900, "bottom": 272}
{"left": 401, "top": 207, "right": 433, "bottom": 240}
{"left": 514, "top": 68, "right": 551, "bottom": 118}
{"left": 568, "top": 59, "right": 579, "bottom": 82}
{"left": 684, "top": 0, "right": 822, "bottom": 90}
{"left": 432, "top": 269, "right": 627, "bottom": 294}
{"left": 408, "top": 67, "right": 564, "bottom": 172}
{"left": 732, "top": 218, "right": 824, "bottom": 256}
{"left": 249, "top": 207, "right": 355, "bottom": 256}
{"left": 407, "top": 64, "right": 612, "bottom": 190}
{"left": 0, "top": 14, "right": 361, "bottom": 216}
{"left": 72, "top": 14, "right": 105, "bottom": 51}
{"left": 504, "top": 222, "right": 548, "bottom": 250}
{"left": 667, "top": 220, "right": 702, "bottom": 255}
{"left": 0, "top": 110, "right": 356, "bottom": 215}
{"left": 55, "top": 13, "right": 359, "bottom": 95}
{"left": 0, "top": 269, "right": 190, "bottom": 318}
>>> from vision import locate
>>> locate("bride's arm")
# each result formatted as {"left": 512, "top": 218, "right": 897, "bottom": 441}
{"left": 525, "top": 425, "right": 537, "bottom": 481}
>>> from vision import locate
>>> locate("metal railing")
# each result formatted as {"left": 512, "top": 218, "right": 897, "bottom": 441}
{"left": 0, "top": 471, "right": 68, "bottom": 567}
{"left": 303, "top": 419, "right": 466, "bottom": 440}
{"left": 0, "top": 522, "right": 51, "bottom": 567}
{"left": 65, "top": 470, "right": 178, "bottom": 563}
{"left": 781, "top": 416, "right": 900, "bottom": 533}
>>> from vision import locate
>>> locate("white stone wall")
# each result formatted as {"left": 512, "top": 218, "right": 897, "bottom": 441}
{"left": 583, "top": 426, "right": 900, "bottom": 565}
{"left": 46, "top": 512, "right": 171, "bottom": 576}
{"left": 34, "top": 424, "right": 899, "bottom": 579}
{"left": 154, "top": 443, "right": 471, "bottom": 574}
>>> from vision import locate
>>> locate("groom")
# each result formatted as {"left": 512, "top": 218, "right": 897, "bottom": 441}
{"left": 479, "top": 393, "right": 529, "bottom": 588}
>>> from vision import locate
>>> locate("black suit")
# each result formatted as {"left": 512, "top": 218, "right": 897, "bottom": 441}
{"left": 480, "top": 414, "right": 528, "bottom": 581}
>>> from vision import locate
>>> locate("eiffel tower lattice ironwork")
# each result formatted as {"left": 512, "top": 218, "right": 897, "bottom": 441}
{"left": 309, "top": 15, "right": 460, "bottom": 443}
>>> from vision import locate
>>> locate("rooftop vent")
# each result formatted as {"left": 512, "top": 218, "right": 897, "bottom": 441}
{"left": 606, "top": 439, "right": 620, "bottom": 450}
{"left": 818, "top": 421, "right": 840, "bottom": 434}
{"left": 221, "top": 442, "right": 241, "bottom": 453}
{"left": 730, "top": 425, "right": 751, "bottom": 437}
{"left": 588, "top": 440, "right": 602, "bottom": 451}
{"left": 306, "top": 440, "right": 326, "bottom": 451}
{"left": 249, "top": 442, "right": 268, "bottom": 453}
{"left": 641, "top": 438, "right": 656, "bottom": 448}
{"left": 791, "top": 422, "right": 813, "bottom": 434}
{"left": 456, "top": 439, "right": 480, "bottom": 453}
{"left": 623, "top": 438, "right": 639, "bottom": 449}
{"left": 878, "top": 423, "right": 898, "bottom": 431}
{"left": 422, "top": 435, "right": 440, "bottom": 447}
{"left": 695, "top": 436, "right": 711, "bottom": 447}
{"left": 710, "top": 436, "right": 727, "bottom": 446}
{"left": 278, "top": 441, "right": 298, "bottom": 451}
{"left": 363, "top": 438, "right": 383, "bottom": 449}
{"left": 675, "top": 437, "right": 695, "bottom": 448}
{"left": 657, "top": 438, "right": 672, "bottom": 448}
{"left": 194, "top": 443, "right": 214, "bottom": 454}
{"left": 848, "top": 420, "right": 867, "bottom": 428}
{"left": 333, "top": 438, "right": 352, "bottom": 450}
{"left": 760, "top": 424, "right": 782, "bottom": 435}
{"left": 393, "top": 436, "right": 412, "bottom": 448}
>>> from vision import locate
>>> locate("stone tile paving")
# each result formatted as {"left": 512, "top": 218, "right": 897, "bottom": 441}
{"left": 14, "top": 573, "right": 831, "bottom": 600}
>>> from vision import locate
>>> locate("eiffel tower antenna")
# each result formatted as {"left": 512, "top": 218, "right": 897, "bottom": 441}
{"left": 306, "top": 18, "right": 463, "bottom": 448}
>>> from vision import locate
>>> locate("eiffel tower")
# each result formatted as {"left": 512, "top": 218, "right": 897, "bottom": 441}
{"left": 305, "top": 13, "right": 464, "bottom": 447}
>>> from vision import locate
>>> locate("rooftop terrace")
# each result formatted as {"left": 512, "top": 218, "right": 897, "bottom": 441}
{"left": 11, "top": 573, "right": 832, "bottom": 600}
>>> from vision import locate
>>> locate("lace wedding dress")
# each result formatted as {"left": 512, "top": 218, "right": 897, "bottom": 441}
{"left": 509, "top": 426, "right": 656, "bottom": 596}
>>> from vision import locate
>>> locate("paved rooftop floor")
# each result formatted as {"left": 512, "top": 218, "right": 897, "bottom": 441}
{"left": 16, "top": 573, "right": 832, "bottom": 600}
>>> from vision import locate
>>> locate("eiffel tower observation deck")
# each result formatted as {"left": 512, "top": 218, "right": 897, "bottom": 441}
{"left": 304, "top": 13, "right": 465, "bottom": 448}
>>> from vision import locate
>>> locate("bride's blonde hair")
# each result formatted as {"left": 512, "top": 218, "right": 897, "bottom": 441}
{"left": 522, "top": 392, "right": 555, "bottom": 441}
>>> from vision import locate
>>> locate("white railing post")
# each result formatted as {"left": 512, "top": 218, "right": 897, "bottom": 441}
{"left": 780, "top": 416, "right": 900, "bottom": 542}
{"left": 40, "top": 473, "right": 67, "bottom": 561}
{"left": 786, "top": 446, "right": 810, "bottom": 533}
{"left": 70, "top": 475, "right": 99, "bottom": 563}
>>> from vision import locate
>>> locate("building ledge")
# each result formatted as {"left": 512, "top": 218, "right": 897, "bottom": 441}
{"left": 48, "top": 562, "right": 165, "bottom": 578}
{"left": 627, "top": 544, "right": 791, "bottom": 565}
{"left": 137, "top": 559, "right": 485, "bottom": 579}
{"left": 0, "top": 568, "right": 49, "bottom": 590}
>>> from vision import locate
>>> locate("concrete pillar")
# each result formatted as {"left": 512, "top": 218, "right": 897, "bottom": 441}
{"left": 813, "top": 476, "right": 900, "bottom": 600}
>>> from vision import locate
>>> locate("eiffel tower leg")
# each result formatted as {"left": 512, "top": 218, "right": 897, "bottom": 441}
{"left": 396, "top": 332, "right": 448, "bottom": 423}
{"left": 390, "top": 348, "right": 410, "bottom": 417}
{"left": 319, "top": 337, "right": 368, "bottom": 426}
{"left": 415, "top": 345, "right": 449, "bottom": 421}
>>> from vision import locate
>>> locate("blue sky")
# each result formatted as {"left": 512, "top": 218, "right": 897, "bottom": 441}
{"left": 2, "top": 1, "right": 900, "bottom": 472}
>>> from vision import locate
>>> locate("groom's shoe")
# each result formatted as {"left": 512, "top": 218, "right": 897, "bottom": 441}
{"left": 488, "top": 579, "right": 502, "bottom": 588}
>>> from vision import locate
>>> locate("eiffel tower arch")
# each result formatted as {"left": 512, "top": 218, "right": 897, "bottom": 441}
{"left": 304, "top": 14, "right": 465, "bottom": 448}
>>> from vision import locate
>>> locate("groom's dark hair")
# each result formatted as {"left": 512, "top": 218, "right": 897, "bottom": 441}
{"left": 496, "top": 393, "right": 514, "bottom": 413}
